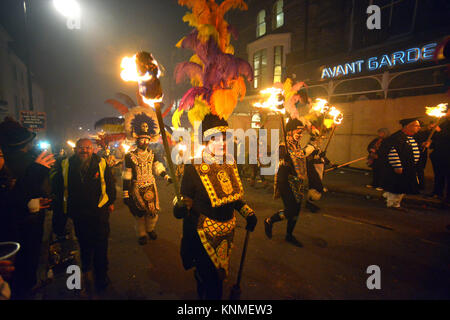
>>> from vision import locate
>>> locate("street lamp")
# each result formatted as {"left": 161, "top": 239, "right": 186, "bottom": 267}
{"left": 53, "top": 0, "right": 81, "bottom": 19}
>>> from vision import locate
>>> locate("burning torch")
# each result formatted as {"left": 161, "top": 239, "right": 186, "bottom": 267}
{"left": 422, "top": 103, "right": 448, "bottom": 151}
{"left": 253, "top": 87, "right": 287, "bottom": 144}
{"left": 323, "top": 106, "right": 344, "bottom": 154}
{"left": 120, "top": 51, "right": 181, "bottom": 199}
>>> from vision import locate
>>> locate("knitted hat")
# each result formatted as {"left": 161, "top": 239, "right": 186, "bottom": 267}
{"left": 0, "top": 118, "right": 36, "bottom": 148}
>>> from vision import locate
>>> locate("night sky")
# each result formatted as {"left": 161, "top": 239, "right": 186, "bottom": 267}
{"left": 0, "top": 0, "right": 191, "bottom": 141}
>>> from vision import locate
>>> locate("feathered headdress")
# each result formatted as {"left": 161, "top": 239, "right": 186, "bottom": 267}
{"left": 173, "top": 0, "right": 253, "bottom": 135}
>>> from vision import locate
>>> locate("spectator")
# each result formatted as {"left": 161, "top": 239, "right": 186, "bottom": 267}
{"left": 366, "top": 128, "right": 390, "bottom": 191}
{"left": 414, "top": 121, "right": 435, "bottom": 191}
{"left": 428, "top": 108, "right": 450, "bottom": 203}
{"left": 0, "top": 119, "right": 54, "bottom": 299}
{"left": 53, "top": 138, "right": 116, "bottom": 293}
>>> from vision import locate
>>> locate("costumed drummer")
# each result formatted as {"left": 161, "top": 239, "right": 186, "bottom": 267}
{"left": 173, "top": 114, "right": 257, "bottom": 300}
{"left": 264, "top": 118, "right": 314, "bottom": 247}
{"left": 123, "top": 110, "right": 172, "bottom": 245}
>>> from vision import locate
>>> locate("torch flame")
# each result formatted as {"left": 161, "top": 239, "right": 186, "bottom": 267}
{"left": 426, "top": 103, "right": 448, "bottom": 118}
{"left": 328, "top": 106, "right": 344, "bottom": 124}
{"left": 253, "top": 87, "right": 285, "bottom": 114}
{"left": 67, "top": 140, "right": 76, "bottom": 148}
{"left": 311, "top": 98, "right": 330, "bottom": 114}
{"left": 120, "top": 55, "right": 153, "bottom": 82}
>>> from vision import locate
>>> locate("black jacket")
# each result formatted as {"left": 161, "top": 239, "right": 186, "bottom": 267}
{"left": 379, "top": 130, "right": 419, "bottom": 195}
{"left": 53, "top": 154, "right": 116, "bottom": 218}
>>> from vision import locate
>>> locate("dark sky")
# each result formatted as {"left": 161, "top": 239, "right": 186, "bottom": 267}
{"left": 0, "top": 0, "right": 191, "bottom": 139}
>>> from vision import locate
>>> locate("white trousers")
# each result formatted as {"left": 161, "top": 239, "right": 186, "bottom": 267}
{"left": 384, "top": 192, "right": 405, "bottom": 208}
{"left": 135, "top": 213, "right": 159, "bottom": 237}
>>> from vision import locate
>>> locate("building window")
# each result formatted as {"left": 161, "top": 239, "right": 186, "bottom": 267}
{"left": 273, "top": 0, "right": 284, "bottom": 29}
{"left": 253, "top": 49, "right": 267, "bottom": 89}
{"left": 273, "top": 46, "right": 283, "bottom": 83}
{"left": 256, "top": 10, "right": 266, "bottom": 37}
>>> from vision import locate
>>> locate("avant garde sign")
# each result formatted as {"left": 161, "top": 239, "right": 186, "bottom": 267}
{"left": 321, "top": 43, "right": 437, "bottom": 79}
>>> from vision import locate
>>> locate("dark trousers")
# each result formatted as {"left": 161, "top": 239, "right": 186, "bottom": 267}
{"left": 52, "top": 209, "right": 68, "bottom": 238}
{"left": 194, "top": 245, "right": 224, "bottom": 300}
{"left": 431, "top": 154, "right": 449, "bottom": 200}
{"left": 371, "top": 162, "right": 383, "bottom": 187}
{"left": 72, "top": 209, "right": 110, "bottom": 279}
{"left": 11, "top": 212, "right": 45, "bottom": 299}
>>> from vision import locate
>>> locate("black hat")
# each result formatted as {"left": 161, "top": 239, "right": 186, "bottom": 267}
{"left": 201, "top": 114, "right": 229, "bottom": 140}
{"left": 399, "top": 117, "right": 420, "bottom": 127}
{"left": 0, "top": 118, "right": 36, "bottom": 148}
{"left": 285, "top": 118, "right": 305, "bottom": 132}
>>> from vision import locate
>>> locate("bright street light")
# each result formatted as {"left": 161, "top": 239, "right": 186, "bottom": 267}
{"left": 53, "top": 0, "right": 81, "bottom": 19}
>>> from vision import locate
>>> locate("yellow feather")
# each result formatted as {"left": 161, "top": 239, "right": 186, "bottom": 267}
{"left": 211, "top": 89, "right": 237, "bottom": 120}
{"left": 188, "top": 98, "right": 211, "bottom": 126}
{"left": 172, "top": 109, "right": 184, "bottom": 129}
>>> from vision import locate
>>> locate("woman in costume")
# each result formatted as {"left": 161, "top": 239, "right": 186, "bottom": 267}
{"left": 171, "top": 0, "right": 256, "bottom": 299}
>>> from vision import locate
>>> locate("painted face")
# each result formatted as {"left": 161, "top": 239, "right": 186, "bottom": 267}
{"left": 76, "top": 139, "right": 93, "bottom": 161}
{"left": 207, "top": 134, "right": 225, "bottom": 157}
{"left": 137, "top": 137, "right": 150, "bottom": 150}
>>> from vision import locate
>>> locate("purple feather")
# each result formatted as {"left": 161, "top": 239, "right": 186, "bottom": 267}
{"left": 179, "top": 87, "right": 211, "bottom": 111}
{"left": 174, "top": 62, "right": 203, "bottom": 84}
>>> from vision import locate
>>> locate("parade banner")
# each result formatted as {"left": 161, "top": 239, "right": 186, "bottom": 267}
{"left": 20, "top": 110, "right": 47, "bottom": 131}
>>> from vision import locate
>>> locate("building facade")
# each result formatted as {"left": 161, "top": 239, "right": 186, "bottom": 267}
{"left": 228, "top": 0, "right": 449, "bottom": 176}
{"left": 0, "top": 25, "right": 45, "bottom": 123}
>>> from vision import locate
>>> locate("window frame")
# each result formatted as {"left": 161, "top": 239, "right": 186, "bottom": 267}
{"left": 273, "top": 45, "right": 283, "bottom": 84}
{"left": 273, "top": 0, "right": 284, "bottom": 29}
{"left": 256, "top": 10, "right": 266, "bottom": 37}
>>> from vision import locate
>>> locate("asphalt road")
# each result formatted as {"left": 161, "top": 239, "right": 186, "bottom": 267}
{"left": 36, "top": 177, "right": 450, "bottom": 300}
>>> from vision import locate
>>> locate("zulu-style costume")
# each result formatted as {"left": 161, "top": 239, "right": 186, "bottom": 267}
{"left": 265, "top": 118, "right": 312, "bottom": 247}
{"left": 123, "top": 107, "right": 171, "bottom": 245}
{"left": 174, "top": 115, "right": 257, "bottom": 299}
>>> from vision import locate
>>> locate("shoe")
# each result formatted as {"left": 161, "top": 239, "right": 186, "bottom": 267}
{"left": 285, "top": 234, "right": 303, "bottom": 247}
{"left": 147, "top": 231, "right": 157, "bottom": 240}
{"left": 375, "top": 187, "right": 383, "bottom": 191}
{"left": 264, "top": 218, "right": 273, "bottom": 239}
{"left": 138, "top": 236, "right": 148, "bottom": 245}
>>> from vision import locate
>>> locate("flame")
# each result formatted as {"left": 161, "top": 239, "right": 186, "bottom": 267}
{"left": 328, "top": 106, "right": 344, "bottom": 124}
{"left": 426, "top": 103, "right": 448, "bottom": 118}
{"left": 253, "top": 87, "right": 285, "bottom": 114}
{"left": 67, "top": 140, "right": 76, "bottom": 148}
{"left": 142, "top": 95, "right": 164, "bottom": 109}
{"left": 121, "top": 142, "right": 131, "bottom": 154}
{"left": 120, "top": 55, "right": 152, "bottom": 82}
{"left": 311, "top": 98, "right": 330, "bottom": 114}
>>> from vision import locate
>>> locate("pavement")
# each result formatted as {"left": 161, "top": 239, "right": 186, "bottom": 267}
{"left": 323, "top": 167, "right": 446, "bottom": 209}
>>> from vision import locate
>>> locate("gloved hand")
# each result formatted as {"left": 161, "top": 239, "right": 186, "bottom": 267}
{"left": 245, "top": 214, "right": 257, "bottom": 232}
{"left": 173, "top": 196, "right": 191, "bottom": 219}
{"left": 319, "top": 151, "right": 326, "bottom": 159}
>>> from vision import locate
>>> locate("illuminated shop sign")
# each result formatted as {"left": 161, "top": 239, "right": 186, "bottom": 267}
{"left": 321, "top": 43, "right": 437, "bottom": 79}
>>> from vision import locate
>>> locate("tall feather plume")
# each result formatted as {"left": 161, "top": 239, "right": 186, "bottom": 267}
{"left": 104, "top": 99, "right": 129, "bottom": 115}
{"left": 174, "top": 0, "right": 252, "bottom": 123}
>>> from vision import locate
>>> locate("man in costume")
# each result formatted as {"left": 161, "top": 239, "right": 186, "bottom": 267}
{"left": 379, "top": 117, "right": 421, "bottom": 210}
{"left": 173, "top": 114, "right": 257, "bottom": 300}
{"left": 264, "top": 118, "right": 314, "bottom": 247}
{"left": 122, "top": 111, "right": 172, "bottom": 245}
